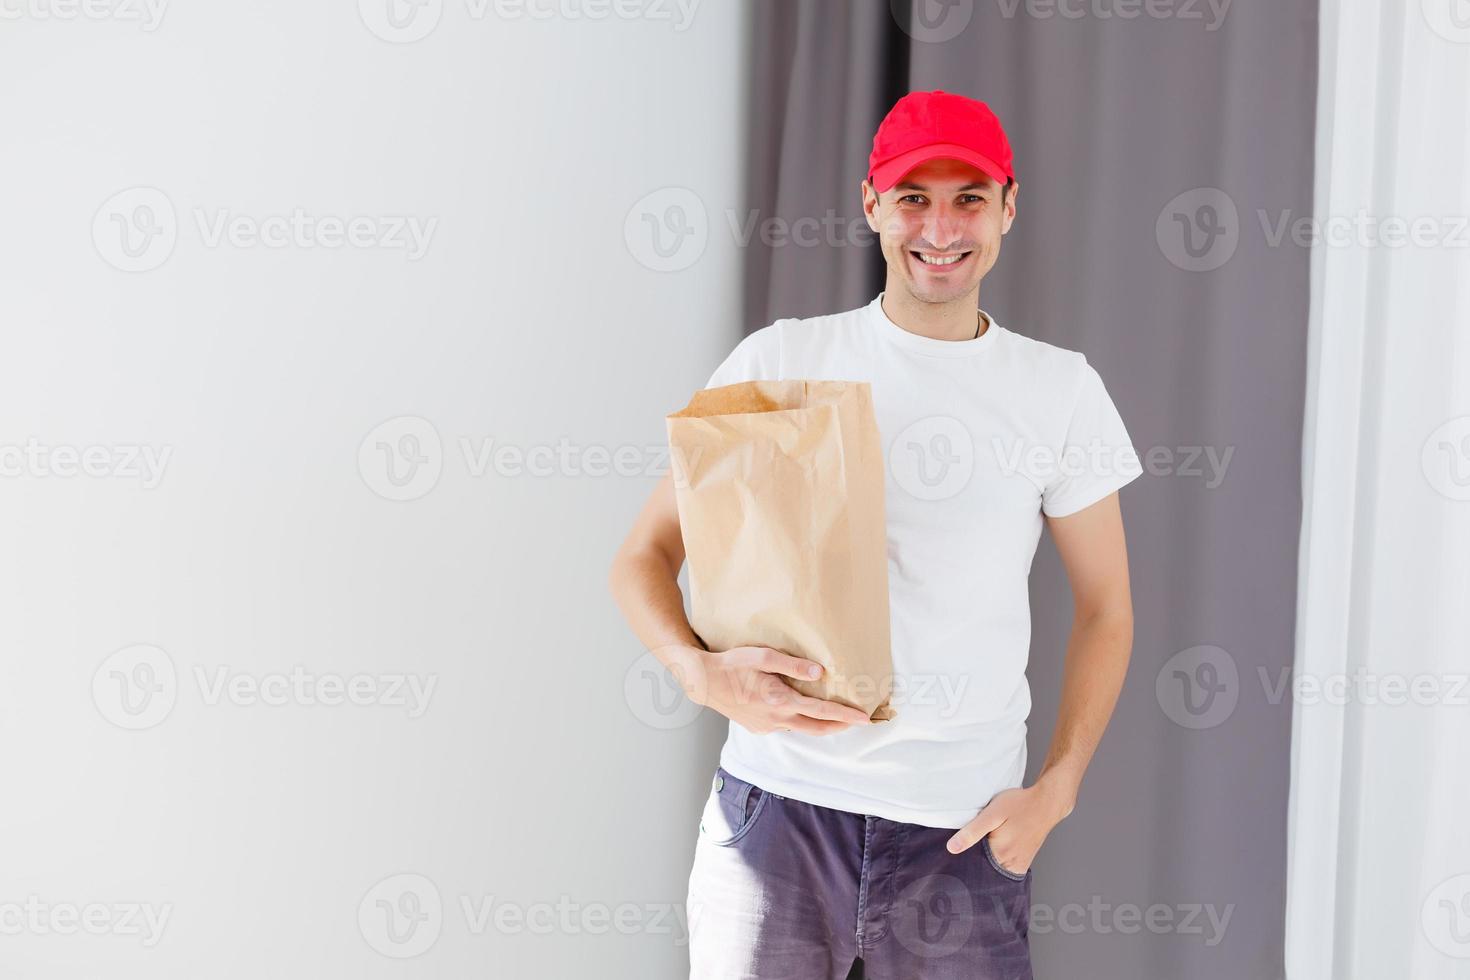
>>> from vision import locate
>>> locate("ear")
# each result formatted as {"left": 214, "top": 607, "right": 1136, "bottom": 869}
{"left": 861, "top": 179, "right": 881, "bottom": 233}
{"left": 1000, "top": 179, "right": 1019, "bottom": 235}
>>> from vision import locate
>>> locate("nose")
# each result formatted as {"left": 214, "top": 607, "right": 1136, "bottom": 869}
{"left": 919, "top": 202, "right": 966, "bottom": 251}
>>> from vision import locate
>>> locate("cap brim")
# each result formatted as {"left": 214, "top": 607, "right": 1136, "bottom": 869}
{"left": 871, "top": 143, "right": 1010, "bottom": 192}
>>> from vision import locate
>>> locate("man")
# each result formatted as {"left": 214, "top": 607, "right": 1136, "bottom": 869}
{"left": 609, "top": 90, "right": 1142, "bottom": 979}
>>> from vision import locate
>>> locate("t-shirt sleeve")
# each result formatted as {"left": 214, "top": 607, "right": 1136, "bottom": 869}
{"left": 704, "top": 322, "right": 783, "bottom": 389}
{"left": 1040, "top": 358, "right": 1144, "bottom": 518}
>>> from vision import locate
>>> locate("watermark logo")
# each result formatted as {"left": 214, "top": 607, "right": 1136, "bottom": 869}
{"left": 623, "top": 650, "right": 706, "bottom": 730}
{"left": 1260, "top": 667, "right": 1470, "bottom": 708}
{"left": 93, "top": 188, "right": 437, "bottom": 271}
{"left": 92, "top": 644, "right": 178, "bottom": 731}
{"left": 1423, "top": 0, "right": 1470, "bottom": 44}
{"left": 892, "top": 873, "right": 975, "bottom": 958}
{"left": 93, "top": 187, "right": 177, "bottom": 273}
{"left": 1029, "top": 896, "right": 1232, "bottom": 944}
{"left": 993, "top": 0, "right": 1232, "bottom": 30}
{"left": 625, "top": 187, "right": 707, "bottom": 272}
{"left": 1259, "top": 209, "right": 1470, "bottom": 250}
{"left": 460, "top": 895, "right": 687, "bottom": 940}
{"left": 0, "top": 0, "right": 168, "bottom": 30}
{"left": 0, "top": 897, "right": 172, "bottom": 946}
{"left": 358, "top": 0, "right": 443, "bottom": 42}
{"left": 359, "top": 417, "right": 687, "bottom": 501}
{"left": 1157, "top": 187, "right": 1239, "bottom": 272}
{"left": 1422, "top": 416, "right": 1470, "bottom": 502}
{"left": 1423, "top": 873, "right": 1470, "bottom": 957}
{"left": 890, "top": 415, "right": 975, "bottom": 501}
{"left": 0, "top": 439, "right": 172, "bottom": 487}
{"left": 360, "top": 0, "right": 698, "bottom": 39}
{"left": 359, "top": 416, "right": 444, "bottom": 502}
{"left": 193, "top": 666, "right": 436, "bottom": 717}
{"left": 93, "top": 647, "right": 436, "bottom": 726}
{"left": 1156, "top": 644, "right": 1238, "bottom": 729}
{"left": 893, "top": 0, "right": 975, "bottom": 43}
{"left": 359, "top": 873, "right": 443, "bottom": 958}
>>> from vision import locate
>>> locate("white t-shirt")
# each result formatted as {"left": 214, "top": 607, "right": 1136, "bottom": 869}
{"left": 700, "top": 292, "right": 1143, "bottom": 829}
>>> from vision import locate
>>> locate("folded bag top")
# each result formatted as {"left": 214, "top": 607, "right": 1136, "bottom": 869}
{"left": 667, "top": 380, "right": 896, "bottom": 721}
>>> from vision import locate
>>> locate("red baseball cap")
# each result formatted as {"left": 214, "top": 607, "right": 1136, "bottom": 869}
{"left": 867, "top": 90, "right": 1015, "bottom": 193}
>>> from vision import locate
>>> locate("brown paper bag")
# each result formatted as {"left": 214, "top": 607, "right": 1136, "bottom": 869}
{"left": 667, "top": 380, "right": 896, "bottom": 722}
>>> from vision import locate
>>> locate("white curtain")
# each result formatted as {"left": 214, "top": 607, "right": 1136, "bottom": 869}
{"left": 1287, "top": 1, "right": 1470, "bottom": 977}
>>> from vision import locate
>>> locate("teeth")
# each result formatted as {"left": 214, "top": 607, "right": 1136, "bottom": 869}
{"left": 917, "top": 252, "right": 964, "bottom": 266}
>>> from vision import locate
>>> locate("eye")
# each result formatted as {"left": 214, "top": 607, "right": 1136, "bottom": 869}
{"left": 899, "top": 194, "right": 926, "bottom": 205}
{"left": 961, "top": 194, "right": 985, "bottom": 204}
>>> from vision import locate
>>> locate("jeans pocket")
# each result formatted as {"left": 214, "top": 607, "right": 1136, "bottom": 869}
{"left": 982, "top": 835, "right": 1029, "bottom": 881}
{"left": 698, "top": 767, "right": 769, "bottom": 847}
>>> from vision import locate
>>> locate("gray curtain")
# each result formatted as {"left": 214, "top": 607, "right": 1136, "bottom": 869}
{"left": 741, "top": 2, "right": 1316, "bottom": 977}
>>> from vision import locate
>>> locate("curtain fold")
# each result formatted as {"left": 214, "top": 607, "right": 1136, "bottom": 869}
{"left": 1287, "top": 1, "right": 1470, "bottom": 976}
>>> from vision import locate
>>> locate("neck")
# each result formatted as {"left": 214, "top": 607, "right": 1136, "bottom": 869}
{"left": 880, "top": 285, "right": 988, "bottom": 342}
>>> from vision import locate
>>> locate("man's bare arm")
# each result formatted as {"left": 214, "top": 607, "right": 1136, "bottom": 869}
{"left": 607, "top": 472, "right": 704, "bottom": 667}
{"left": 608, "top": 473, "right": 872, "bottom": 735}
{"left": 945, "top": 490, "right": 1134, "bottom": 862}
{"left": 1033, "top": 489, "right": 1136, "bottom": 814}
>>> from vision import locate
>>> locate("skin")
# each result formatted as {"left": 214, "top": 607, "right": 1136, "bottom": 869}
{"left": 609, "top": 156, "right": 1135, "bottom": 872}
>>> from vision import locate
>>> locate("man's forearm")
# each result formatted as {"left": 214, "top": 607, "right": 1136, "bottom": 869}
{"left": 1033, "top": 605, "right": 1134, "bottom": 815}
{"left": 609, "top": 546, "right": 706, "bottom": 673}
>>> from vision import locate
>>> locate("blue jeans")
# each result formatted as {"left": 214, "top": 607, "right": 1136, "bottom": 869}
{"left": 687, "top": 765, "right": 1033, "bottom": 979}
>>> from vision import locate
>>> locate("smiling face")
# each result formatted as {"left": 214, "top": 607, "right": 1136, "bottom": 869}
{"left": 862, "top": 157, "right": 1017, "bottom": 307}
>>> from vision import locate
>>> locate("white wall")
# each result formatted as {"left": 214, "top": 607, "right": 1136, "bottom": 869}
{"left": 0, "top": 2, "right": 746, "bottom": 976}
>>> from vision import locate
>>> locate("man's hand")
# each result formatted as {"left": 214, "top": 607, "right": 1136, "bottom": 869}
{"left": 666, "top": 644, "right": 875, "bottom": 736}
{"left": 943, "top": 780, "right": 1076, "bottom": 871}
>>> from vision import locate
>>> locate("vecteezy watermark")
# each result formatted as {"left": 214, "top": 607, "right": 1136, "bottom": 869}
{"left": 993, "top": 0, "right": 1232, "bottom": 29}
{"left": 359, "top": 874, "right": 443, "bottom": 958}
{"left": 192, "top": 666, "right": 436, "bottom": 718}
{"left": 92, "top": 186, "right": 437, "bottom": 272}
{"left": 1159, "top": 187, "right": 1470, "bottom": 272}
{"left": 1258, "top": 209, "right": 1470, "bottom": 251}
{"left": 1259, "top": 667, "right": 1470, "bottom": 708}
{"left": 623, "top": 646, "right": 970, "bottom": 730}
{"left": 0, "top": 438, "right": 172, "bottom": 488}
{"left": 92, "top": 644, "right": 178, "bottom": 730}
{"left": 992, "top": 437, "right": 1232, "bottom": 490}
{"left": 891, "top": 0, "right": 975, "bottom": 44}
{"left": 1422, "top": 415, "right": 1470, "bottom": 502}
{"left": 890, "top": 877, "right": 1233, "bottom": 956}
{"left": 0, "top": 897, "right": 173, "bottom": 947}
{"left": 624, "top": 650, "right": 707, "bottom": 730}
{"left": 460, "top": 895, "right": 688, "bottom": 942}
{"left": 0, "top": 0, "right": 168, "bottom": 30}
{"left": 624, "top": 187, "right": 708, "bottom": 272}
{"left": 1422, "top": 0, "right": 1470, "bottom": 45}
{"left": 1157, "top": 648, "right": 1470, "bottom": 728}
{"left": 1156, "top": 645, "right": 1239, "bottom": 729}
{"left": 358, "top": 873, "right": 688, "bottom": 958}
{"left": 357, "top": 415, "right": 693, "bottom": 501}
{"left": 890, "top": 416, "right": 976, "bottom": 501}
{"left": 92, "top": 644, "right": 437, "bottom": 730}
{"left": 889, "top": 416, "right": 1220, "bottom": 504}
{"left": 1027, "top": 896, "right": 1233, "bottom": 945}
{"left": 358, "top": 416, "right": 443, "bottom": 502}
{"left": 1157, "top": 188, "right": 1240, "bottom": 272}
{"left": 92, "top": 187, "right": 177, "bottom": 272}
{"left": 892, "top": 874, "right": 976, "bottom": 958}
{"left": 1422, "top": 873, "right": 1470, "bottom": 958}
{"left": 358, "top": 0, "right": 699, "bottom": 43}
{"left": 623, "top": 187, "right": 878, "bottom": 273}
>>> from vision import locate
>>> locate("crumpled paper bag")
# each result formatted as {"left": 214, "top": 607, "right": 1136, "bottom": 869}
{"left": 667, "top": 380, "right": 896, "bottom": 721}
